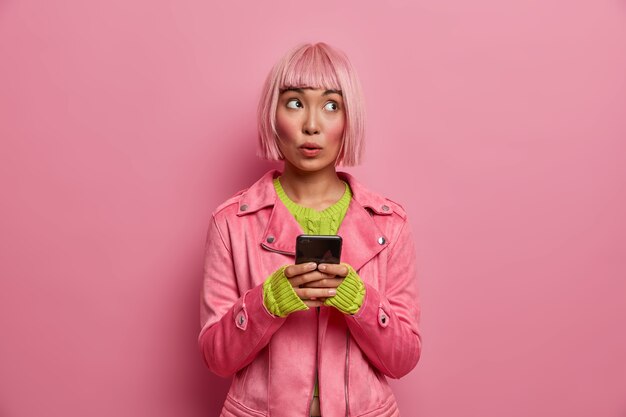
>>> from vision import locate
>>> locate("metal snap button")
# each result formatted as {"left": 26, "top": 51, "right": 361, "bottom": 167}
{"left": 378, "top": 307, "right": 390, "bottom": 328}
{"left": 381, "top": 205, "right": 389, "bottom": 212}
{"left": 235, "top": 310, "right": 248, "bottom": 330}
{"left": 266, "top": 236, "right": 275, "bottom": 243}
{"left": 240, "top": 204, "right": 248, "bottom": 212}
{"left": 377, "top": 236, "right": 386, "bottom": 245}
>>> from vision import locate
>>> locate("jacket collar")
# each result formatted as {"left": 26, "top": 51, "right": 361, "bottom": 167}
{"left": 236, "top": 169, "right": 394, "bottom": 217}
{"left": 236, "top": 170, "right": 392, "bottom": 272}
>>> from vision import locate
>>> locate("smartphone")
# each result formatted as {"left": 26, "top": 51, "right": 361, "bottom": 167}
{"left": 295, "top": 235, "right": 342, "bottom": 265}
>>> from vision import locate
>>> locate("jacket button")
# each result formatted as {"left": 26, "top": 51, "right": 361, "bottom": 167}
{"left": 378, "top": 307, "right": 390, "bottom": 328}
{"left": 381, "top": 205, "right": 389, "bottom": 212}
{"left": 240, "top": 204, "right": 248, "bottom": 212}
{"left": 377, "top": 236, "right": 386, "bottom": 245}
{"left": 266, "top": 236, "right": 275, "bottom": 243}
{"left": 235, "top": 310, "right": 248, "bottom": 330}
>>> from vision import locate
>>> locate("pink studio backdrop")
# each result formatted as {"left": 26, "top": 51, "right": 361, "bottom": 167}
{"left": 1, "top": 0, "right": 625, "bottom": 416}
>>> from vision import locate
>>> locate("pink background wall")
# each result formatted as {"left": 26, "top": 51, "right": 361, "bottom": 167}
{"left": 1, "top": 0, "right": 625, "bottom": 416}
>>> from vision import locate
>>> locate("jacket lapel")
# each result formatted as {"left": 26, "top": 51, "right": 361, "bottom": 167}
{"left": 260, "top": 199, "right": 302, "bottom": 255}
{"left": 336, "top": 199, "right": 388, "bottom": 273}
{"left": 248, "top": 170, "right": 390, "bottom": 271}
{"left": 255, "top": 171, "right": 389, "bottom": 271}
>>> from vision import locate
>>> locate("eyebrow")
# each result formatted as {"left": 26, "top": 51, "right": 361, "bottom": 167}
{"left": 281, "top": 87, "right": 343, "bottom": 96}
{"left": 323, "top": 89, "right": 342, "bottom": 96}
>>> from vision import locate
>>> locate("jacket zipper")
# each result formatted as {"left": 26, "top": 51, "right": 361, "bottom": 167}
{"left": 307, "top": 366, "right": 317, "bottom": 417}
{"left": 306, "top": 307, "right": 320, "bottom": 417}
{"left": 345, "top": 329, "right": 350, "bottom": 417}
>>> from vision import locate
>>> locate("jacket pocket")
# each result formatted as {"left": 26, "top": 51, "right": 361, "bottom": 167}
{"left": 221, "top": 394, "right": 267, "bottom": 417}
{"left": 354, "top": 394, "right": 400, "bottom": 417}
{"left": 347, "top": 338, "right": 394, "bottom": 415}
{"left": 234, "top": 347, "right": 270, "bottom": 411}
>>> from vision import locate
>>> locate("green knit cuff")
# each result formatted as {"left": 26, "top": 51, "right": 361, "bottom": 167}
{"left": 263, "top": 266, "right": 308, "bottom": 317}
{"left": 324, "top": 265, "right": 365, "bottom": 315}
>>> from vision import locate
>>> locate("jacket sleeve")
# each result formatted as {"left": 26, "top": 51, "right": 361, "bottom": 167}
{"left": 343, "top": 218, "right": 422, "bottom": 379}
{"left": 198, "top": 215, "right": 287, "bottom": 378}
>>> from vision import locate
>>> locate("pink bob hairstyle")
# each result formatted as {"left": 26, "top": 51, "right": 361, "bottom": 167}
{"left": 257, "top": 42, "right": 365, "bottom": 167}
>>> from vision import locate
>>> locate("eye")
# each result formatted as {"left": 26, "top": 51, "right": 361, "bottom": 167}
{"left": 286, "top": 99, "right": 302, "bottom": 109}
{"left": 324, "top": 101, "right": 339, "bottom": 112}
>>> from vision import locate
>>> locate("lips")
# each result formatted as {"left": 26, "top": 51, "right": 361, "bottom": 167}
{"left": 298, "top": 142, "right": 322, "bottom": 157}
{"left": 299, "top": 142, "right": 322, "bottom": 150}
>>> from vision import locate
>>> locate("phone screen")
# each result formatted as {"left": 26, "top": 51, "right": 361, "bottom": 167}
{"left": 295, "top": 235, "right": 342, "bottom": 265}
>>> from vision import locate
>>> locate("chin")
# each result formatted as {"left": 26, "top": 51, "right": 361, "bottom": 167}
{"left": 287, "top": 159, "right": 336, "bottom": 173}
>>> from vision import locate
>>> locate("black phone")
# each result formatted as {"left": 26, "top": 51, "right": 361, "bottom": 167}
{"left": 295, "top": 235, "right": 342, "bottom": 265}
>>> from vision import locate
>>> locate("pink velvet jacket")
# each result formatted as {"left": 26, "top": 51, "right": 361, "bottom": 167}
{"left": 199, "top": 170, "right": 421, "bottom": 417}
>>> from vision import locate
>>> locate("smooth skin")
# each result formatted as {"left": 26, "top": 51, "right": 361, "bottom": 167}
{"left": 274, "top": 87, "right": 350, "bottom": 308}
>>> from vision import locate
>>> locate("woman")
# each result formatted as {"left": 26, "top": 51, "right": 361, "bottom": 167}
{"left": 199, "top": 42, "right": 421, "bottom": 417}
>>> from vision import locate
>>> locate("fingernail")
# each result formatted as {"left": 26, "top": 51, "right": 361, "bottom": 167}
{"left": 308, "top": 262, "right": 317, "bottom": 269}
{"left": 318, "top": 264, "right": 327, "bottom": 271}
{"left": 328, "top": 289, "right": 336, "bottom": 296}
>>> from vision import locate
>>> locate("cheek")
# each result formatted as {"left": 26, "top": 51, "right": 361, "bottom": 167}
{"left": 327, "top": 117, "right": 345, "bottom": 143}
{"left": 275, "top": 111, "right": 296, "bottom": 142}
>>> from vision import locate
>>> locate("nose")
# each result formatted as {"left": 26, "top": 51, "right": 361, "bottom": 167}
{"left": 302, "top": 109, "right": 320, "bottom": 135}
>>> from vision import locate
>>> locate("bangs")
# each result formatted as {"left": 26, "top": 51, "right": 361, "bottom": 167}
{"left": 278, "top": 46, "right": 341, "bottom": 92}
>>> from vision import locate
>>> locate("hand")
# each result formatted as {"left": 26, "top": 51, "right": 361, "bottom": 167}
{"left": 284, "top": 263, "right": 350, "bottom": 308}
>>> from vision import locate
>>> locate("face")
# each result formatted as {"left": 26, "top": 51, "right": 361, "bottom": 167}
{"left": 275, "top": 87, "right": 345, "bottom": 173}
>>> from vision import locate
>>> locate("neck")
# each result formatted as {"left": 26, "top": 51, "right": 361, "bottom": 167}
{"left": 279, "top": 163, "right": 345, "bottom": 208}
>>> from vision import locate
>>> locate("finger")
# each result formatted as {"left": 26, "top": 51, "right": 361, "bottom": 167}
{"left": 303, "top": 299, "right": 326, "bottom": 308}
{"left": 317, "top": 263, "right": 349, "bottom": 277}
{"left": 288, "top": 270, "right": 330, "bottom": 287}
{"left": 301, "top": 278, "right": 344, "bottom": 289}
{"left": 307, "top": 296, "right": 328, "bottom": 301}
{"left": 284, "top": 262, "right": 317, "bottom": 278}
{"left": 294, "top": 287, "right": 337, "bottom": 300}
